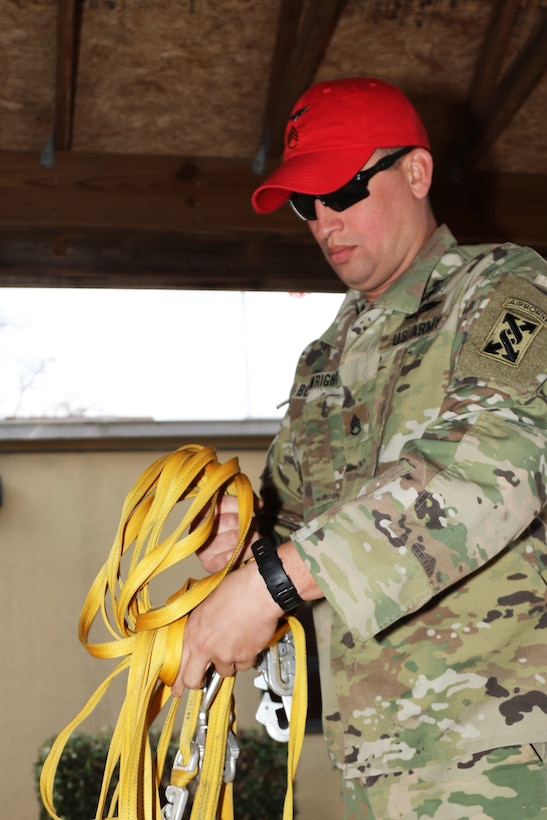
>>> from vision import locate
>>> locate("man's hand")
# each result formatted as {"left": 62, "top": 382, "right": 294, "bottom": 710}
{"left": 196, "top": 493, "right": 262, "bottom": 573}
{"left": 171, "top": 560, "right": 283, "bottom": 694}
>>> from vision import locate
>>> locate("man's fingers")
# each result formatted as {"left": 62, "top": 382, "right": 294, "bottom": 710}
{"left": 214, "top": 511, "right": 242, "bottom": 534}
{"left": 171, "top": 643, "right": 207, "bottom": 694}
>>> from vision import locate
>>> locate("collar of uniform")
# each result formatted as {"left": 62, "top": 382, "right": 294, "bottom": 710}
{"left": 373, "top": 223, "right": 458, "bottom": 314}
{"left": 319, "top": 224, "right": 457, "bottom": 349}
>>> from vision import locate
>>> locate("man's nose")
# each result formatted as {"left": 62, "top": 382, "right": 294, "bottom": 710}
{"left": 312, "top": 199, "right": 344, "bottom": 236}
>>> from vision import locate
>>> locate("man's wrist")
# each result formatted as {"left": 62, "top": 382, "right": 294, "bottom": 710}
{"left": 251, "top": 537, "right": 304, "bottom": 612}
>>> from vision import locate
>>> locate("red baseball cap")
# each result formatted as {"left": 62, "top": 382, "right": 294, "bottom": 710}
{"left": 252, "top": 77, "right": 430, "bottom": 214}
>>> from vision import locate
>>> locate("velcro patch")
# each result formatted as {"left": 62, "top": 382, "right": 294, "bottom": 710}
{"left": 454, "top": 274, "right": 547, "bottom": 395}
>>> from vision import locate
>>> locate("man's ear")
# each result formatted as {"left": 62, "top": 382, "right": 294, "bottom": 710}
{"left": 406, "top": 148, "right": 433, "bottom": 200}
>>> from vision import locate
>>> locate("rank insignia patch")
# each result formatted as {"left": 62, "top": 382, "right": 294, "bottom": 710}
{"left": 480, "top": 299, "right": 545, "bottom": 367}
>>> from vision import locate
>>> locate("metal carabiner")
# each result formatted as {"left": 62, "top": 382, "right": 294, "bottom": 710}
{"left": 161, "top": 784, "right": 191, "bottom": 820}
{"left": 254, "top": 685, "right": 291, "bottom": 742}
{"left": 173, "top": 740, "right": 200, "bottom": 775}
{"left": 201, "top": 670, "right": 223, "bottom": 713}
{"left": 254, "top": 630, "right": 296, "bottom": 742}
{"left": 197, "top": 672, "right": 240, "bottom": 783}
{"left": 161, "top": 741, "right": 200, "bottom": 820}
{"left": 161, "top": 785, "right": 193, "bottom": 820}
{"left": 257, "top": 631, "right": 295, "bottom": 697}
{"left": 223, "top": 726, "right": 240, "bottom": 783}
{"left": 162, "top": 669, "right": 240, "bottom": 819}
{"left": 195, "top": 670, "right": 223, "bottom": 764}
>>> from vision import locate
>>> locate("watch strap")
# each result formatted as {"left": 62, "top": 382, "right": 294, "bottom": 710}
{"left": 251, "top": 537, "right": 304, "bottom": 612}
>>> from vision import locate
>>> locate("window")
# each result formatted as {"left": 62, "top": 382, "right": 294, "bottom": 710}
{"left": 0, "top": 289, "right": 344, "bottom": 420}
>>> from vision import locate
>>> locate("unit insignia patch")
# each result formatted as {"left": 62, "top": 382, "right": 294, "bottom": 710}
{"left": 454, "top": 273, "right": 547, "bottom": 395}
{"left": 479, "top": 298, "right": 545, "bottom": 367}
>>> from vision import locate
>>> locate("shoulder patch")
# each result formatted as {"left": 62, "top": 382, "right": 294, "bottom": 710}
{"left": 454, "top": 274, "right": 547, "bottom": 394}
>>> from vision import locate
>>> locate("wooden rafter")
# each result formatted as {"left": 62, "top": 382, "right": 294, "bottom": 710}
{"left": 255, "top": 0, "right": 348, "bottom": 167}
{"left": 54, "top": 0, "right": 80, "bottom": 151}
{"left": 458, "top": 3, "right": 547, "bottom": 169}
{"left": 470, "top": 8, "right": 547, "bottom": 163}
{"left": 254, "top": 0, "right": 303, "bottom": 169}
{"left": 467, "top": 0, "right": 521, "bottom": 116}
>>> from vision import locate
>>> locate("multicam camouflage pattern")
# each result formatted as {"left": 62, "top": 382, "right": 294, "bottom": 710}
{"left": 343, "top": 744, "right": 547, "bottom": 819}
{"left": 260, "top": 225, "right": 547, "bottom": 781}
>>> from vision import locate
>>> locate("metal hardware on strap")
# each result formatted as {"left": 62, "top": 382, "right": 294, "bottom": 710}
{"left": 162, "top": 784, "right": 191, "bottom": 820}
{"left": 162, "top": 670, "right": 240, "bottom": 819}
{"left": 195, "top": 671, "right": 223, "bottom": 762}
{"left": 254, "top": 630, "right": 296, "bottom": 743}
{"left": 161, "top": 741, "right": 199, "bottom": 820}
{"left": 223, "top": 727, "right": 240, "bottom": 783}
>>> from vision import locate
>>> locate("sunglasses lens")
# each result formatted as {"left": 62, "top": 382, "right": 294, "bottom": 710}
{"left": 288, "top": 147, "right": 415, "bottom": 221}
{"left": 324, "top": 180, "right": 370, "bottom": 212}
{"left": 289, "top": 194, "right": 317, "bottom": 221}
{"left": 289, "top": 178, "right": 369, "bottom": 220}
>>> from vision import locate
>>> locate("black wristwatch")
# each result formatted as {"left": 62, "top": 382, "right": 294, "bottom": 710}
{"left": 251, "top": 537, "right": 304, "bottom": 612}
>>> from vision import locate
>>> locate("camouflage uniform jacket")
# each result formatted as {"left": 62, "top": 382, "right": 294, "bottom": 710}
{"left": 260, "top": 224, "right": 547, "bottom": 779}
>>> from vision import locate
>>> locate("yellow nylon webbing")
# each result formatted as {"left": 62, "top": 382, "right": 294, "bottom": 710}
{"left": 39, "top": 443, "right": 307, "bottom": 820}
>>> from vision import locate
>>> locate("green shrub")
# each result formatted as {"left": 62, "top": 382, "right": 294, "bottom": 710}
{"left": 35, "top": 726, "right": 292, "bottom": 819}
{"left": 234, "top": 729, "right": 293, "bottom": 820}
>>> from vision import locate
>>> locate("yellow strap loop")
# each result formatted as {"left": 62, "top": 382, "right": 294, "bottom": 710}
{"left": 40, "top": 443, "right": 307, "bottom": 820}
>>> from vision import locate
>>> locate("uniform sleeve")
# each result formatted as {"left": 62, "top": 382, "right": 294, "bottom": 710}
{"left": 259, "top": 411, "right": 306, "bottom": 546}
{"left": 290, "top": 272, "right": 547, "bottom": 641}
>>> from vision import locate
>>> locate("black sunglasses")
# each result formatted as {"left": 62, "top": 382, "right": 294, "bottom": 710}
{"left": 288, "top": 146, "right": 415, "bottom": 221}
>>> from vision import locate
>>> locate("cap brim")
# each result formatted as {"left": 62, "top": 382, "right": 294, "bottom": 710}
{"left": 252, "top": 146, "right": 375, "bottom": 214}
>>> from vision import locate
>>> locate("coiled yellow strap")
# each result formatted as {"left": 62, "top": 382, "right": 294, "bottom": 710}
{"left": 39, "top": 443, "right": 307, "bottom": 820}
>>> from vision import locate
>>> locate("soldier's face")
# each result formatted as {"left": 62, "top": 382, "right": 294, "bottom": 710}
{"left": 307, "top": 149, "right": 433, "bottom": 299}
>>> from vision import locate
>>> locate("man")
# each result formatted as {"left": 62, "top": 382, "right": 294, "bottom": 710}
{"left": 174, "top": 78, "right": 547, "bottom": 818}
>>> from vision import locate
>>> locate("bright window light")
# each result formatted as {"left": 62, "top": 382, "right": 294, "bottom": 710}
{"left": 0, "top": 289, "right": 345, "bottom": 421}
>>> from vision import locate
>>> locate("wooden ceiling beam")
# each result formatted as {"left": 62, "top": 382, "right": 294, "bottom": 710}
{"left": 0, "top": 151, "right": 306, "bottom": 235}
{"left": 0, "top": 150, "right": 545, "bottom": 291}
{"left": 255, "top": 0, "right": 348, "bottom": 166}
{"left": 0, "top": 228, "right": 339, "bottom": 292}
{"left": 54, "top": 0, "right": 81, "bottom": 152}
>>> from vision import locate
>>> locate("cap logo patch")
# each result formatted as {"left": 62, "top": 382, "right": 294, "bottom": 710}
{"left": 286, "top": 105, "right": 310, "bottom": 150}
{"left": 480, "top": 297, "right": 546, "bottom": 367}
{"left": 286, "top": 126, "right": 299, "bottom": 149}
